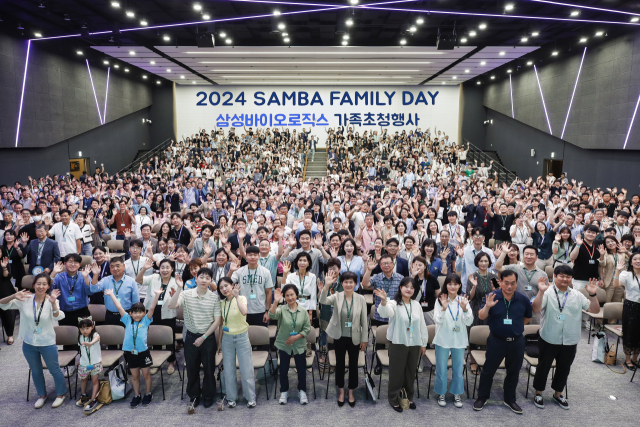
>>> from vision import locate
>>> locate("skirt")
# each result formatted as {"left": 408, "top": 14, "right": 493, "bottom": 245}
{"left": 622, "top": 299, "right": 640, "bottom": 354}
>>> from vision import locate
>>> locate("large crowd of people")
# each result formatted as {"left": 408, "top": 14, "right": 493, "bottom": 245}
{"left": 0, "top": 124, "right": 638, "bottom": 415}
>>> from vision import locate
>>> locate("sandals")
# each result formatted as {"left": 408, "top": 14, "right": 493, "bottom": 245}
{"left": 626, "top": 362, "right": 637, "bottom": 371}
{"left": 470, "top": 363, "right": 479, "bottom": 375}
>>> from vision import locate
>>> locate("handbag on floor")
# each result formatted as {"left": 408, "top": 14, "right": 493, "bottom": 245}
{"left": 399, "top": 388, "right": 410, "bottom": 410}
{"left": 97, "top": 380, "right": 112, "bottom": 404}
{"left": 109, "top": 361, "right": 127, "bottom": 400}
{"left": 592, "top": 332, "right": 607, "bottom": 363}
{"left": 524, "top": 331, "right": 540, "bottom": 358}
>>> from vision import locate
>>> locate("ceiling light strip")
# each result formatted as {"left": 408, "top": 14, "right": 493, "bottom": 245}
{"left": 533, "top": 64, "right": 552, "bottom": 135}
{"left": 509, "top": 74, "right": 514, "bottom": 118}
{"left": 86, "top": 59, "right": 103, "bottom": 125}
{"left": 525, "top": 0, "right": 640, "bottom": 17}
{"left": 560, "top": 47, "right": 586, "bottom": 139}
{"left": 623, "top": 91, "right": 640, "bottom": 149}
{"left": 103, "top": 67, "right": 110, "bottom": 125}
{"left": 15, "top": 40, "right": 31, "bottom": 147}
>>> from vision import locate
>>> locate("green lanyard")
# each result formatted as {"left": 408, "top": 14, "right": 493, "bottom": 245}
{"left": 132, "top": 321, "right": 140, "bottom": 352}
{"left": 82, "top": 335, "right": 91, "bottom": 362}
{"left": 113, "top": 278, "right": 124, "bottom": 297}
{"left": 288, "top": 308, "right": 299, "bottom": 332}
{"left": 344, "top": 258, "right": 352, "bottom": 272}
{"left": 62, "top": 224, "right": 69, "bottom": 239}
{"left": 477, "top": 273, "right": 490, "bottom": 293}
{"left": 132, "top": 259, "right": 141, "bottom": 276}
{"left": 503, "top": 297, "right": 512, "bottom": 319}
{"left": 259, "top": 257, "right": 269, "bottom": 267}
{"left": 344, "top": 297, "right": 353, "bottom": 320}
{"left": 403, "top": 301, "right": 413, "bottom": 330}
{"left": 500, "top": 215, "right": 507, "bottom": 228}
{"left": 248, "top": 268, "right": 257, "bottom": 293}
{"left": 222, "top": 297, "right": 235, "bottom": 326}
{"left": 159, "top": 280, "right": 170, "bottom": 300}
{"left": 298, "top": 272, "right": 306, "bottom": 295}
{"left": 523, "top": 268, "right": 536, "bottom": 286}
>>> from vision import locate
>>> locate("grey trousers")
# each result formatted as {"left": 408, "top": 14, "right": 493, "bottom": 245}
{"left": 387, "top": 343, "right": 420, "bottom": 406}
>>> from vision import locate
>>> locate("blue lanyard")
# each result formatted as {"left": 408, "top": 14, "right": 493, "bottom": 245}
{"left": 554, "top": 286, "right": 570, "bottom": 312}
{"left": 447, "top": 297, "right": 460, "bottom": 322}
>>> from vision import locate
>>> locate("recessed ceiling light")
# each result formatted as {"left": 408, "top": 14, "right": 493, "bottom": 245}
{"left": 477, "top": 81, "right": 481, "bottom": 85}
{"left": 192, "top": 81, "right": 196, "bottom": 84}
{"left": 400, "top": 39, "right": 406, "bottom": 45}
{"left": 163, "top": 35, "right": 170, "bottom": 41}
{"left": 527, "top": 61, "right": 533, "bottom": 65}
{"left": 490, "top": 75, "right": 495, "bottom": 79}
{"left": 114, "top": 64, "right": 119, "bottom": 69}
{"left": 284, "top": 37, "right": 290, "bottom": 43}
{"left": 124, "top": 68, "right": 129, "bottom": 72}
{"left": 465, "top": 69, "right": 469, "bottom": 73}
{"left": 349, "top": 0, "right": 359, "bottom": 4}
{"left": 595, "top": 31, "right": 603, "bottom": 36}
{"left": 34, "top": 32, "right": 42, "bottom": 38}
{"left": 129, "top": 50, "right": 135, "bottom": 55}
{"left": 505, "top": 4, "right": 514, "bottom": 11}
{"left": 126, "top": 11, "right": 134, "bottom": 17}
{"left": 531, "top": 32, "right": 539, "bottom": 36}
{"left": 579, "top": 37, "right": 587, "bottom": 42}
{"left": 156, "top": 80, "right": 161, "bottom": 84}
{"left": 226, "top": 38, "right": 232, "bottom": 44}
{"left": 278, "top": 23, "right": 285, "bottom": 30}
{"left": 282, "top": 32, "right": 288, "bottom": 36}
{"left": 142, "top": 75, "right": 147, "bottom": 79}
{"left": 479, "top": 23, "right": 487, "bottom": 29}
{"left": 507, "top": 69, "right": 512, "bottom": 73}
{"left": 343, "top": 35, "right": 349, "bottom": 40}
{"left": 103, "top": 60, "right": 109, "bottom": 65}
{"left": 220, "top": 32, "right": 226, "bottom": 38}
{"left": 111, "top": 1, "right": 120, "bottom": 8}
{"left": 452, "top": 76, "right": 457, "bottom": 79}
{"left": 273, "top": 10, "right": 281, "bottom": 16}
{"left": 480, "top": 61, "right": 486, "bottom": 65}
{"left": 442, "top": 81, "right": 446, "bottom": 84}
{"left": 76, "top": 50, "right": 83, "bottom": 55}
{"left": 166, "top": 69, "right": 171, "bottom": 72}
{"left": 469, "top": 31, "right": 476, "bottom": 36}
{"left": 552, "top": 51, "right": 558, "bottom": 56}
{"left": 342, "top": 40, "right": 348, "bottom": 46}
{"left": 416, "top": 18, "right": 424, "bottom": 24}
{"left": 202, "top": 13, "right": 210, "bottom": 20}
{"left": 409, "top": 26, "right": 416, "bottom": 32}
{"left": 193, "top": 3, "right": 202, "bottom": 11}
{"left": 521, "top": 37, "right": 528, "bottom": 42}
{"left": 150, "top": 61, "right": 155, "bottom": 65}
{"left": 346, "top": 19, "right": 353, "bottom": 26}
{"left": 461, "top": 38, "right": 468, "bottom": 43}
{"left": 632, "top": 17, "right": 640, "bottom": 23}
{"left": 570, "top": 10, "right": 579, "bottom": 16}
{"left": 499, "top": 51, "right": 505, "bottom": 56}
{"left": 180, "top": 75, "right": 185, "bottom": 79}
{"left": 140, "top": 19, "right": 148, "bottom": 26}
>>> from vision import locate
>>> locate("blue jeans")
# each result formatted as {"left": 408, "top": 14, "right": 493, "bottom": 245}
{"left": 81, "top": 242, "right": 92, "bottom": 255}
{"left": 434, "top": 345, "right": 465, "bottom": 396}
{"left": 23, "top": 342, "right": 68, "bottom": 397}
{"left": 221, "top": 331, "right": 256, "bottom": 402}
{"left": 318, "top": 329, "right": 328, "bottom": 348}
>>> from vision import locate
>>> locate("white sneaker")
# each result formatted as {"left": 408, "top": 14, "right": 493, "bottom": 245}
{"left": 34, "top": 396, "right": 47, "bottom": 409}
{"left": 227, "top": 400, "right": 236, "bottom": 408}
{"left": 247, "top": 401, "right": 257, "bottom": 408}
{"left": 64, "top": 366, "right": 76, "bottom": 378}
{"left": 438, "top": 395, "right": 447, "bottom": 407}
{"left": 279, "top": 392, "right": 288, "bottom": 405}
{"left": 454, "top": 395, "right": 463, "bottom": 408}
{"left": 417, "top": 364, "right": 423, "bottom": 373}
{"left": 299, "top": 390, "right": 308, "bottom": 405}
{"left": 530, "top": 366, "right": 537, "bottom": 375}
{"left": 52, "top": 396, "right": 66, "bottom": 408}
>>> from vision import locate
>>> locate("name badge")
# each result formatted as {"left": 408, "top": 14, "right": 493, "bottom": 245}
{"left": 8, "top": 260, "right": 12, "bottom": 264}
{"left": 290, "top": 331, "right": 297, "bottom": 336}
{"left": 132, "top": 350, "right": 139, "bottom": 355}
{"left": 501, "top": 227, "right": 506, "bottom": 231}
{"left": 62, "top": 237, "right": 67, "bottom": 242}
{"left": 121, "top": 223, "right": 126, "bottom": 227}
{"left": 157, "top": 300, "right": 164, "bottom": 306}
{"left": 299, "top": 297, "right": 306, "bottom": 303}
{"left": 345, "top": 322, "right": 352, "bottom": 328}
{"left": 386, "top": 297, "right": 391, "bottom": 302}
{"left": 249, "top": 294, "right": 257, "bottom": 299}
{"left": 453, "top": 325, "right": 461, "bottom": 332}
{"left": 407, "top": 326, "right": 414, "bottom": 332}
{"left": 34, "top": 328, "right": 42, "bottom": 334}
{"left": 421, "top": 302, "right": 429, "bottom": 308}
{"left": 557, "top": 314, "right": 565, "bottom": 321}
{"left": 525, "top": 286, "right": 532, "bottom": 291}
{"left": 503, "top": 319, "right": 513, "bottom": 325}
{"left": 589, "top": 260, "right": 596, "bottom": 264}
{"left": 86, "top": 364, "right": 95, "bottom": 371}
{"left": 67, "top": 296, "right": 76, "bottom": 302}
{"left": 222, "top": 326, "right": 230, "bottom": 332}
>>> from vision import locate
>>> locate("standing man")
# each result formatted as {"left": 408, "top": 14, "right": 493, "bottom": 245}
{"left": 531, "top": 266, "right": 600, "bottom": 410}
{"left": 229, "top": 246, "right": 273, "bottom": 327}
{"left": 48, "top": 209, "right": 82, "bottom": 257}
{"left": 474, "top": 270, "right": 532, "bottom": 414}
{"left": 362, "top": 254, "right": 404, "bottom": 326}
{"left": 25, "top": 224, "right": 60, "bottom": 275}
{"left": 570, "top": 224, "right": 601, "bottom": 291}
{"left": 90, "top": 256, "right": 140, "bottom": 326}
{"left": 169, "top": 213, "right": 192, "bottom": 247}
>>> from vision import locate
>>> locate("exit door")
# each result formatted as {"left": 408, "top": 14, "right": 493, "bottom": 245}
{"left": 543, "top": 159, "right": 563, "bottom": 179}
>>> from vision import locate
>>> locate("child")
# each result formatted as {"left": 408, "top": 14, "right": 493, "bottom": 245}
{"left": 76, "top": 317, "right": 102, "bottom": 414}
{"left": 104, "top": 287, "right": 162, "bottom": 408}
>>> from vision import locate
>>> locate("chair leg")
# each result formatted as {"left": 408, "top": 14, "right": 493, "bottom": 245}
{"left": 428, "top": 365, "right": 433, "bottom": 399}
{"left": 325, "top": 366, "right": 332, "bottom": 399}
{"left": 615, "top": 336, "right": 620, "bottom": 366}
{"left": 181, "top": 364, "right": 185, "bottom": 400}
{"left": 160, "top": 366, "right": 165, "bottom": 400}
{"left": 377, "top": 366, "right": 382, "bottom": 399}
{"left": 311, "top": 367, "right": 316, "bottom": 399}
{"left": 27, "top": 369, "right": 31, "bottom": 402}
{"left": 587, "top": 318, "right": 592, "bottom": 344}
{"left": 263, "top": 367, "right": 269, "bottom": 400}
{"left": 472, "top": 371, "right": 478, "bottom": 399}
{"left": 362, "top": 367, "right": 368, "bottom": 400}
{"left": 75, "top": 366, "right": 79, "bottom": 399}
{"left": 525, "top": 368, "right": 531, "bottom": 398}
{"left": 66, "top": 367, "right": 72, "bottom": 400}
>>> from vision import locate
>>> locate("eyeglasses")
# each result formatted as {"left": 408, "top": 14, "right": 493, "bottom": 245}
{"left": 380, "top": 262, "right": 394, "bottom": 266}
{"left": 556, "top": 274, "right": 572, "bottom": 280}
{"left": 473, "top": 235, "right": 484, "bottom": 239}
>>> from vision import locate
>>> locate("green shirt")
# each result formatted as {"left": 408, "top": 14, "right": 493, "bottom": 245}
{"left": 268, "top": 304, "right": 311, "bottom": 355}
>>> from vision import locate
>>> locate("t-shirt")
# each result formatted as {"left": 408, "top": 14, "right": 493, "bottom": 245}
{"left": 48, "top": 221, "right": 83, "bottom": 257}
{"left": 415, "top": 276, "right": 440, "bottom": 313}
{"left": 125, "top": 256, "right": 153, "bottom": 299}
{"left": 121, "top": 313, "right": 152, "bottom": 352}
{"left": 572, "top": 242, "right": 601, "bottom": 281}
{"left": 231, "top": 265, "right": 274, "bottom": 314}
{"left": 258, "top": 255, "right": 278, "bottom": 286}
{"left": 493, "top": 214, "right": 515, "bottom": 241}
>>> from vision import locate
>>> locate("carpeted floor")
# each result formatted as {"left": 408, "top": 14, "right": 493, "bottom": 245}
{"left": 0, "top": 321, "right": 637, "bottom": 427}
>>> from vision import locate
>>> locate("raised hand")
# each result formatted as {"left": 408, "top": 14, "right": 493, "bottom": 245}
{"left": 484, "top": 292, "right": 499, "bottom": 308}
{"left": 366, "top": 257, "right": 378, "bottom": 271}
{"left": 455, "top": 244, "right": 464, "bottom": 258}
{"left": 81, "top": 265, "right": 91, "bottom": 279}
{"left": 598, "top": 244, "right": 605, "bottom": 255}
{"left": 20, "top": 232, "right": 29, "bottom": 245}
{"left": 538, "top": 276, "right": 549, "bottom": 293}
{"left": 144, "top": 245, "right": 154, "bottom": 259}
{"left": 373, "top": 288, "right": 388, "bottom": 302}
{"left": 468, "top": 273, "right": 478, "bottom": 288}
{"left": 175, "top": 276, "right": 184, "bottom": 289}
{"left": 459, "top": 295, "right": 469, "bottom": 311}
{"left": 0, "top": 257, "right": 8, "bottom": 269}
{"left": 314, "top": 233, "right": 323, "bottom": 248}
{"left": 144, "top": 257, "right": 154, "bottom": 270}
{"left": 325, "top": 269, "right": 338, "bottom": 287}
{"left": 282, "top": 260, "right": 291, "bottom": 275}
{"left": 575, "top": 234, "right": 583, "bottom": 246}
{"left": 52, "top": 261, "right": 64, "bottom": 275}
{"left": 273, "top": 287, "right": 283, "bottom": 303}
{"left": 104, "top": 288, "right": 114, "bottom": 298}
{"left": 586, "top": 278, "right": 600, "bottom": 294}
{"left": 48, "top": 289, "right": 61, "bottom": 304}
{"left": 13, "top": 290, "right": 31, "bottom": 301}
{"left": 288, "top": 234, "right": 297, "bottom": 248}
{"left": 439, "top": 293, "right": 449, "bottom": 311}
{"left": 440, "top": 247, "right": 450, "bottom": 260}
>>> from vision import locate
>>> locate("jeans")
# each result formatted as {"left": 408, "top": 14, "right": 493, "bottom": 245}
{"left": 278, "top": 350, "right": 306, "bottom": 392}
{"left": 434, "top": 345, "right": 465, "bottom": 396}
{"left": 81, "top": 242, "right": 92, "bottom": 255}
{"left": 318, "top": 329, "right": 328, "bottom": 348}
{"left": 185, "top": 330, "right": 217, "bottom": 401}
{"left": 221, "top": 331, "right": 256, "bottom": 402}
{"left": 23, "top": 342, "right": 68, "bottom": 397}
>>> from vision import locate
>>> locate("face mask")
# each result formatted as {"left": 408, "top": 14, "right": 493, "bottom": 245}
{"left": 32, "top": 216, "right": 42, "bottom": 222}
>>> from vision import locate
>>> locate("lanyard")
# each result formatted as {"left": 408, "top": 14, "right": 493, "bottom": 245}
{"left": 403, "top": 301, "right": 413, "bottom": 326}
{"left": 344, "top": 296, "right": 354, "bottom": 320}
{"left": 288, "top": 307, "right": 299, "bottom": 332}
{"left": 447, "top": 297, "right": 460, "bottom": 322}
{"left": 120, "top": 211, "right": 126, "bottom": 224}
{"left": 222, "top": 296, "right": 235, "bottom": 326}
{"left": 33, "top": 297, "right": 45, "bottom": 326}
{"left": 132, "top": 259, "right": 141, "bottom": 276}
{"left": 248, "top": 268, "right": 257, "bottom": 293}
{"left": 344, "top": 257, "right": 352, "bottom": 272}
{"left": 554, "top": 286, "right": 570, "bottom": 313}
{"left": 583, "top": 242, "right": 595, "bottom": 260}
{"left": 259, "top": 257, "right": 269, "bottom": 267}
{"left": 177, "top": 226, "right": 184, "bottom": 240}
{"left": 65, "top": 273, "right": 79, "bottom": 295}
{"left": 159, "top": 279, "right": 170, "bottom": 300}
{"left": 503, "top": 297, "right": 512, "bottom": 319}
{"left": 113, "top": 278, "right": 124, "bottom": 297}
{"left": 62, "top": 224, "right": 69, "bottom": 239}
{"left": 99, "top": 262, "right": 108, "bottom": 280}
{"left": 37, "top": 241, "right": 45, "bottom": 263}
{"left": 523, "top": 268, "right": 536, "bottom": 286}
{"left": 132, "top": 321, "right": 140, "bottom": 351}
{"left": 298, "top": 272, "right": 306, "bottom": 295}
{"left": 477, "top": 273, "right": 490, "bottom": 293}
{"left": 216, "top": 266, "right": 225, "bottom": 283}
{"left": 380, "top": 277, "right": 392, "bottom": 293}
{"left": 500, "top": 215, "right": 507, "bottom": 227}
{"left": 7, "top": 247, "right": 14, "bottom": 260}
{"left": 82, "top": 335, "right": 91, "bottom": 362}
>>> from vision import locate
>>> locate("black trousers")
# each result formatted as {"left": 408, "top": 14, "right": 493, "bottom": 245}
{"left": 533, "top": 338, "right": 576, "bottom": 393}
{"left": 152, "top": 310, "right": 176, "bottom": 363}
{"left": 0, "top": 307, "right": 16, "bottom": 336}
{"left": 246, "top": 312, "right": 267, "bottom": 327}
{"left": 477, "top": 334, "right": 525, "bottom": 403}
{"left": 185, "top": 330, "right": 217, "bottom": 402}
{"left": 279, "top": 349, "right": 306, "bottom": 392}
{"left": 334, "top": 336, "right": 360, "bottom": 390}
{"left": 58, "top": 306, "right": 91, "bottom": 350}
{"left": 388, "top": 343, "right": 420, "bottom": 406}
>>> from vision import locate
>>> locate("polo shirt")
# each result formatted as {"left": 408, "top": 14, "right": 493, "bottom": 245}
{"left": 52, "top": 272, "right": 94, "bottom": 312}
{"left": 177, "top": 288, "right": 222, "bottom": 334}
{"left": 481, "top": 289, "right": 532, "bottom": 338}
{"left": 91, "top": 275, "right": 140, "bottom": 312}
{"left": 502, "top": 264, "right": 547, "bottom": 300}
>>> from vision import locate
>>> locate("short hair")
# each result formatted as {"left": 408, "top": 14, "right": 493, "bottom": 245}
{"left": 110, "top": 256, "right": 125, "bottom": 265}
{"left": 282, "top": 284, "right": 299, "bottom": 298}
{"left": 140, "top": 224, "right": 152, "bottom": 231}
{"left": 130, "top": 239, "right": 144, "bottom": 248}
{"left": 64, "top": 253, "right": 82, "bottom": 264}
{"left": 584, "top": 224, "right": 600, "bottom": 233}
{"left": 386, "top": 237, "right": 400, "bottom": 246}
{"left": 499, "top": 269, "right": 518, "bottom": 281}
{"left": 404, "top": 235, "right": 415, "bottom": 244}
{"left": 175, "top": 244, "right": 189, "bottom": 253}
{"left": 553, "top": 264, "right": 574, "bottom": 277}
{"left": 326, "top": 257, "right": 341, "bottom": 270}
{"left": 245, "top": 245, "right": 260, "bottom": 255}
{"left": 201, "top": 224, "right": 215, "bottom": 235}
{"left": 128, "top": 302, "right": 146, "bottom": 314}
{"left": 293, "top": 251, "right": 313, "bottom": 271}
{"left": 379, "top": 254, "right": 393, "bottom": 265}
{"left": 441, "top": 273, "right": 462, "bottom": 295}
{"left": 170, "top": 213, "right": 181, "bottom": 220}
{"left": 298, "top": 229, "right": 312, "bottom": 239}
{"left": 473, "top": 251, "right": 492, "bottom": 268}
{"left": 197, "top": 267, "right": 213, "bottom": 278}
{"left": 522, "top": 245, "right": 538, "bottom": 256}
{"left": 340, "top": 271, "right": 358, "bottom": 284}
{"left": 447, "top": 211, "right": 458, "bottom": 217}
{"left": 214, "top": 248, "right": 229, "bottom": 260}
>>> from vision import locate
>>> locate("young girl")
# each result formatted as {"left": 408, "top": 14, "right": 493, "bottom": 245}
{"left": 104, "top": 287, "right": 163, "bottom": 408}
{"left": 76, "top": 317, "right": 102, "bottom": 413}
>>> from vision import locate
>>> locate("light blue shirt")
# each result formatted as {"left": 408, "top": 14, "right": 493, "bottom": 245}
{"left": 91, "top": 275, "right": 140, "bottom": 312}
{"left": 338, "top": 255, "right": 364, "bottom": 290}
{"left": 52, "top": 272, "right": 94, "bottom": 312}
{"left": 121, "top": 313, "right": 152, "bottom": 352}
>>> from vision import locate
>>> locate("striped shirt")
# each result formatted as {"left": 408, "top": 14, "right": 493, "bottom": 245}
{"left": 177, "top": 288, "right": 221, "bottom": 334}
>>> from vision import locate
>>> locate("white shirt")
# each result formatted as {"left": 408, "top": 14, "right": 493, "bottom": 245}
{"left": 285, "top": 272, "right": 318, "bottom": 311}
{"left": 142, "top": 274, "right": 179, "bottom": 319}
{"left": 539, "top": 285, "right": 591, "bottom": 345}
{"left": 377, "top": 300, "right": 429, "bottom": 347}
{"left": 125, "top": 256, "right": 153, "bottom": 299}
{"left": 620, "top": 271, "right": 640, "bottom": 302}
{"left": 0, "top": 295, "right": 65, "bottom": 346}
{"left": 49, "top": 221, "right": 83, "bottom": 257}
{"left": 433, "top": 297, "right": 474, "bottom": 349}
{"left": 79, "top": 334, "right": 102, "bottom": 366}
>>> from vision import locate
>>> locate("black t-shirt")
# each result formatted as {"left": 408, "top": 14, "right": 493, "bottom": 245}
{"left": 416, "top": 275, "right": 440, "bottom": 313}
{"left": 493, "top": 214, "right": 515, "bottom": 241}
{"left": 572, "top": 242, "right": 601, "bottom": 280}
{"left": 169, "top": 225, "right": 191, "bottom": 247}
{"left": 598, "top": 202, "right": 618, "bottom": 218}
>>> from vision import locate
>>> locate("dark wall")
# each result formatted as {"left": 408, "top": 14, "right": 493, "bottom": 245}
{"left": 484, "top": 32, "right": 640, "bottom": 150}
{"left": 0, "top": 108, "right": 150, "bottom": 184}
{"left": 149, "top": 83, "right": 176, "bottom": 148}
{"left": 485, "top": 107, "right": 640, "bottom": 189}
{"left": 459, "top": 81, "right": 487, "bottom": 149}
{"left": 0, "top": 32, "right": 152, "bottom": 148}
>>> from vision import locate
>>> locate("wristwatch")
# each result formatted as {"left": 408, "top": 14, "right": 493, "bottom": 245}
{"left": 588, "top": 293, "right": 597, "bottom": 298}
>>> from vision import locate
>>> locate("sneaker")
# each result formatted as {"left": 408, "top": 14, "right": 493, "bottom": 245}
{"left": 417, "top": 364, "right": 423, "bottom": 373}
{"left": 227, "top": 400, "right": 237, "bottom": 408}
{"left": 473, "top": 398, "right": 487, "bottom": 411}
{"left": 299, "top": 390, "right": 308, "bottom": 405}
{"left": 454, "top": 395, "right": 463, "bottom": 408}
{"left": 553, "top": 394, "right": 569, "bottom": 410}
{"left": 34, "top": 396, "right": 47, "bottom": 409}
{"left": 529, "top": 366, "right": 537, "bottom": 375}
{"left": 84, "top": 399, "right": 100, "bottom": 414}
{"left": 279, "top": 392, "right": 288, "bottom": 405}
{"left": 438, "top": 395, "right": 447, "bottom": 407}
{"left": 130, "top": 395, "right": 142, "bottom": 408}
{"left": 76, "top": 394, "right": 91, "bottom": 407}
{"left": 64, "top": 366, "right": 76, "bottom": 378}
{"left": 534, "top": 394, "right": 544, "bottom": 409}
{"left": 141, "top": 394, "right": 153, "bottom": 406}
{"left": 150, "top": 368, "right": 159, "bottom": 375}
{"left": 247, "top": 401, "right": 257, "bottom": 408}
{"left": 504, "top": 400, "right": 523, "bottom": 414}
{"left": 51, "top": 396, "right": 66, "bottom": 408}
